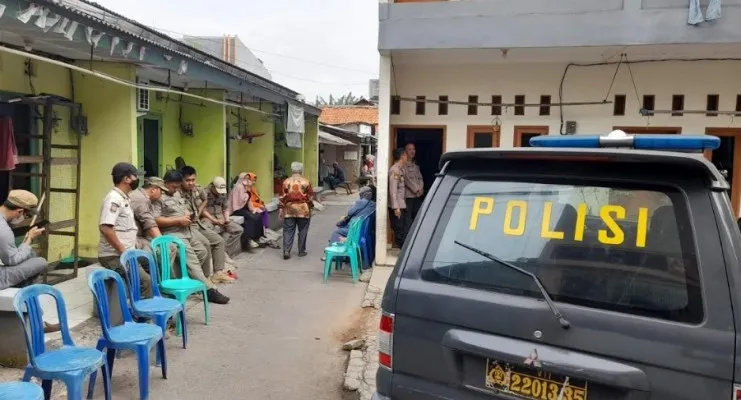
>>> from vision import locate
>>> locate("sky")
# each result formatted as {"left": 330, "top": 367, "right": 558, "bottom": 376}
{"left": 92, "top": 0, "right": 380, "bottom": 102}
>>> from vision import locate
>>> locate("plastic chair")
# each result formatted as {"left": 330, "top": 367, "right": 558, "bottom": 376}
{"left": 87, "top": 270, "right": 166, "bottom": 400}
{"left": 151, "top": 235, "right": 209, "bottom": 336}
{"left": 120, "top": 249, "right": 187, "bottom": 366}
{"left": 324, "top": 217, "right": 364, "bottom": 283}
{"left": 358, "top": 211, "right": 376, "bottom": 269}
{"left": 0, "top": 382, "right": 44, "bottom": 400}
{"left": 12, "top": 284, "right": 110, "bottom": 400}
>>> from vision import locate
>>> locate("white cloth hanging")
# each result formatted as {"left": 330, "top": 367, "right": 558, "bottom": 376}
{"left": 689, "top": 0, "right": 722, "bottom": 25}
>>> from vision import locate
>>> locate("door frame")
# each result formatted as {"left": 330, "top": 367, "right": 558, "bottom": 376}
{"left": 466, "top": 125, "right": 501, "bottom": 148}
{"left": 706, "top": 127, "right": 741, "bottom": 216}
{"left": 388, "top": 125, "right": 447, "bottom": 245}
{"left": 137, "top": 115, "right": 163, "bottom": 176}
{"left": 612, "top": 126, "right": 682, "bottom": 135}
{"left": 513, "top": 125, "right": 549, "bottom": 147}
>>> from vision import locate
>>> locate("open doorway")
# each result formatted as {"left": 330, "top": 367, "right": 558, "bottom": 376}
{"left": 138, "top": 117, "right": 161, "bottom": 177}
{"left": 392, "top": 126, "right": 445, "bottom": 193}
{"left": 514, "top": 126, "right": 549, "bottom": 147}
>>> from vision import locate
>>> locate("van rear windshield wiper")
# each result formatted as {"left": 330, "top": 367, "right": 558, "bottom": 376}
{"left": 454, "top": 241, "right": 571, "bottom": 330}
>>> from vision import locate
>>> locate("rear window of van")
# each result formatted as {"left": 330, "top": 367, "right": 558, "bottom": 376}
{"left": 421, "top": 178, "right": 703, "bottom": 323}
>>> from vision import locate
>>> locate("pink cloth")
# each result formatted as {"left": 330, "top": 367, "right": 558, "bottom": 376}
{"left": 0, "top": 118, "right": 17, "bottom": 171}
{"left": 228, "top": 172, "right": 250, "bottom": 215}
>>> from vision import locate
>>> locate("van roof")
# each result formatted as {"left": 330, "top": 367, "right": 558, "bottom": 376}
{"left": 439, "top": 147, "right": 729, "bottom": 191}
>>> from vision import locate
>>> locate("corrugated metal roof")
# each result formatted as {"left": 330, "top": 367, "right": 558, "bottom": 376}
{"left": 319, "top": 130, "right": 356, "bottom": 146}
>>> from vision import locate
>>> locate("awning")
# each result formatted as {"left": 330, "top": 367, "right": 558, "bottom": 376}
{"left": 319, "top": 130, "right": 355, "bottom": 146}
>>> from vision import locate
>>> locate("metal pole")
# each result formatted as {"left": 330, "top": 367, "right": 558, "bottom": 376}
{"left": 397, "top": 96, "right": 611, "bottom": 108}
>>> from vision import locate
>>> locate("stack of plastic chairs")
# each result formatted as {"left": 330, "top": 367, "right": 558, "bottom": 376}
{"left": 323, "top": 217, "right": 364, "bottom": 283}
{"left": 358, "top": 211, "right": 376, "bottom": 269}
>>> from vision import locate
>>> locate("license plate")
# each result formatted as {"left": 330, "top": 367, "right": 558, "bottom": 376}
{"left": 485, "top": 359, "right": 588, "bottom": 400}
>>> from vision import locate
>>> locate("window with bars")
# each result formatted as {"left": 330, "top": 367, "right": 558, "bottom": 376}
{"left": 438, "top": 95, "right": 448, "bottom": 115}
{"left": 468, "top": 95, "right": 478, "bottom": 115}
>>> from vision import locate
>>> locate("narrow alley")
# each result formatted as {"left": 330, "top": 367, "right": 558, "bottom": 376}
{"left": 1, "top": 199, "right": 368, "bottom": 400}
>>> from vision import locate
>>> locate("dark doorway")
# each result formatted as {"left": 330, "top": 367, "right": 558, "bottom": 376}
{"left": 142, "top": 118, "right": 160, "bottom": 177}
{"left": 707, "top": 128, "right": 741, "bottom": 216}
{"left": 514, "top": 126, "right": 549, "bottom": 147}
{"left": 0, "top": 103, "right": 34, "bottom": 204}
{"left": 394, "top": 127, "right": 444, "bottom": 194}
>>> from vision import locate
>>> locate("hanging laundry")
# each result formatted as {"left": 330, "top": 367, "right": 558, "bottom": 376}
{"left": 689, "top": 0, "right": 722, "bottom": 25}
{"left": 0, "top": 110, "right": 18, "bottom": 171}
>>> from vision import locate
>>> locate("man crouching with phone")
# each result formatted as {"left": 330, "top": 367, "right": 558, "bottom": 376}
{"left": 0, "top": 190, "right": 59, "bottom": 332}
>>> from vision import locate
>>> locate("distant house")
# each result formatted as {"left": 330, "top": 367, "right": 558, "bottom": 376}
{"left": 318, "top": 105, "right": 378, "bottom": 185}
{"left": 182, "top": 34, "right": 272, "bottom": 80}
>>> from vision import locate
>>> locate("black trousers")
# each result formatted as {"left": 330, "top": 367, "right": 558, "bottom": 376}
{"left": 389, "top": 207, "right": 408, "bottom": 248}
{"left": 283, "top": 217, "right": 310, "bottom": 254}
{"left": 232, "top": 208, "right": 264, "bottom": 250}
{"left": 404, "top": 197, "right": 423, "bottom": 229}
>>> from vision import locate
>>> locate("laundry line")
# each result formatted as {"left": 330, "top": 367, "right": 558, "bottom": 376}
{"left": 0, "top": 44, "right": 271, "bottom": 116}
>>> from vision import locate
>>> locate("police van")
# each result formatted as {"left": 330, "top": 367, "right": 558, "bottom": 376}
{"left": 373, "top": 130, "right": 741, "bottom": 400}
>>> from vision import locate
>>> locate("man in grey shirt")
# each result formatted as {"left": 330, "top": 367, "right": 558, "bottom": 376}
{"left": 0, "top": 190, "right": 47, "bottom": 290}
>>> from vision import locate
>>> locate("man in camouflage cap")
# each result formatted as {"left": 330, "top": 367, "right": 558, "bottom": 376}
{"left": 0, "top": 190, "right": 48, "bottom": 290}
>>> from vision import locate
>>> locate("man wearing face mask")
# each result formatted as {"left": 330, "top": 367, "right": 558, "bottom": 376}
{"left": 0, "top": 190, "right": 48, "bottom": 290}
{"left": 97, "top": 162, "right": 153, "bottom": 299}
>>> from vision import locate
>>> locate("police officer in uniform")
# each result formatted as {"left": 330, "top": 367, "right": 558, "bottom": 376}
{"left": 154, "top": 170, "right": 230, "bottom": 304}
{"left": 98, "top": 163, "right": 153, "bottom": 298}
{"left": 388, "top": 147, "right": 408, "bottom": 248}
{"left": 403, "top": 143, "right": 424, "bottom": 225}
{"left": 129, "top": 177, "right": 178, "bottom": 262}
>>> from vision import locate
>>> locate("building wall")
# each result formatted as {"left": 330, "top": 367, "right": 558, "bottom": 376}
{"left": 180, "top": 89, "right": 226, "bottom": 186}
{"left": 274, "top": 122, "right": 304, "bottom": 179}
{"left": 304, "top": 117, "right": 319, "bottom": 187}
{"left": 389, "top": 60, "right": 741, "bottom": 148}
{"left": 147, "top": 93, "right": 182, "bottom": 173}
{"left": 229, "top": 104, "right": 275, "bottom": 198}
{"left": 74, "top": 62, "right": 138, "bottom": 257}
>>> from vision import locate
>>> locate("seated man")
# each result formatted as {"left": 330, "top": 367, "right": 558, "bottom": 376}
{"left": 0, "top": 190, "right": 47, "bottom": 289}
{"left": 203, "top": 176, "right": 244, "bottom": 257}
{"left": 323, "top": 162, "right": 346, "bottom": 190}
{"left": 154, "top": 170, "right": 230, "bottom": 304}
{"left": 329, "top": 185, "right": 376, "bottom": 244}
{"left": 129, "top": 177, "right": 178, "bottom": 266}
{"left": 98, "top": 163, "right": 153, "bottom": 299}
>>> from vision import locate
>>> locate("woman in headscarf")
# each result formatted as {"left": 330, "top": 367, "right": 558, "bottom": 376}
{"left": 228, "top": 172, "right": 265, "bottom": 251}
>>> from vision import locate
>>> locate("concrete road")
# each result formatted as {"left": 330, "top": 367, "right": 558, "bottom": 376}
{"left": 94, "top": 202, "right": 366, "bottom": 400}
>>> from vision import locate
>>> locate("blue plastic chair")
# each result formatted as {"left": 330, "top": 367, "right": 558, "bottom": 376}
{"left": 87, "top": 269, "right": 166, "bottom": 400}
{"left": 358, "top": 211, "right": 376, "bottom": 269}
{"left": 0, "top": 382, "right": 43, "bottom": 400}
{"left": 120, "top": 249, "right": 187, "bottom": 366}
{"left": 151, "top": 235, "right": 209, "bottom": 336}
{"left": 12, "top": 284, "right": 110, "bottom": 400}
{"left": 324, "top": 217, "right": 364, "bottom": 283}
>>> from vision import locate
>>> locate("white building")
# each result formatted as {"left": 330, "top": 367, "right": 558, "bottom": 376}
{"left": 375, "top": 0, "right": 741, "bottom": 266}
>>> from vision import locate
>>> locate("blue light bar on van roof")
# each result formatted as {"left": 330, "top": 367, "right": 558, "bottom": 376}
{"left": 529, "top": 130, "right": 720, "bottom": 152}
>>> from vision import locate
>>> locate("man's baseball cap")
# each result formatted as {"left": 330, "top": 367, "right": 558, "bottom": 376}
{"left": 111, "top": 162, "right": 142, "bottom": 179}
{"left": 144, "top": 177, "right": 168, "bottom": 191}
{"left": 212, "top": 177, "right": 228, "bottom": 194}
{"left": 6, "top": 190, "right": 39, "bottom": 214}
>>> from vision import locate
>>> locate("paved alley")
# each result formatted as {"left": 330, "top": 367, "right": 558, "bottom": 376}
{"left": 1, "top": 201, "right": 367, "bottom": 400}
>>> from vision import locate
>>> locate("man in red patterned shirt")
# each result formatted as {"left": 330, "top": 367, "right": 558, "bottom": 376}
{"left": 280, "top": 161, "right": 314, "bottom": 260}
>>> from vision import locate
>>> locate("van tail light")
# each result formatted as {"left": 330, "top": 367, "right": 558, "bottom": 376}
{"left": 379, "top": 312, "right": 394, "bottom": 370}
{"left": 734, "top": 384, "right": 741, "bottom": 400}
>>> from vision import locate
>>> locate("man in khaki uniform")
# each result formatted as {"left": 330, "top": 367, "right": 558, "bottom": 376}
{"left": 98, "top": 163, "right": 153, "bottom": 298}
{"left": 154, "top": 170, "right": 230, "bottom": 304}
{"left": 180, "top": 166, "right": 233, "bottom": 280}
{"left": 403, "top": 143, "right": 424, "bottom": 226}
{"left": 203, "top": 177, "right": 243, "bottom": 257}
{"left": 129, "top": 177, "right": 177, "bottom": 262}
{"left": 388, "top": 147, "right": 408, "bottom": 248}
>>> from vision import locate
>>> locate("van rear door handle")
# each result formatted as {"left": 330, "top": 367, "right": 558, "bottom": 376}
{"left": 441, "top": 329, "right": 650, "bottom": 392}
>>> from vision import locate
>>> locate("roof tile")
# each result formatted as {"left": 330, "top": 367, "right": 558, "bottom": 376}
{"left": 319, "top": 106, "right": 378, "bottom": 126}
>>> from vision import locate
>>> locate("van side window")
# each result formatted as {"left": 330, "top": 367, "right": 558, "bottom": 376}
{"left": 421, "top": 179, "right": 703, "bottom": 323}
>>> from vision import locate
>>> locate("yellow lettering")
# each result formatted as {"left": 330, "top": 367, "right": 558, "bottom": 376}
{"left": 574, "top": 203, "right": 587, "bottom": 242}
{"left": 540, "top": 202, "right": 564, "bottom": 239}
{"left": 635, "top": 207, "right": 649, "bottom": 248}
{"left": 599, "top": 205, "right": 626, "bottom": 245}
{"left": 469, "top": 197, "right": 494, "bottom": 230}
{"left": 503, "top": 200, "right": 527, "bottom": 236}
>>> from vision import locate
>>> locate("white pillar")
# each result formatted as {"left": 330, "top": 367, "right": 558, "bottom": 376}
{"left": 375, "top": 55, "right": 392, "bottom": 266}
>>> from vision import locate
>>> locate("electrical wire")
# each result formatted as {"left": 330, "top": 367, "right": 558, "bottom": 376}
{"left": 0, "top": 44, "right": 271, "bottom": 115}
{"left": 557, "top": 57, "right": 741, "bottom": 135}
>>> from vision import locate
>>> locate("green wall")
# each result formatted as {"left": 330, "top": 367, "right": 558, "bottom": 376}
{"left": 304, "top": 116, "right": 319, "bottom": 187}
{"left": 180, "top": 89, "right": 226, "bottom": 186}
{"left": 229, "top": 103, "right": 274, "bottom": 198}
{"left": 74, "top": 62, "right": 138, "bottom": 256}
{"left": 145, "top": 93, "right": 181, "bottom": 174}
